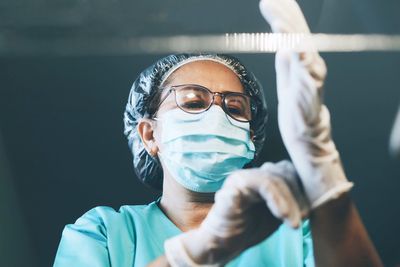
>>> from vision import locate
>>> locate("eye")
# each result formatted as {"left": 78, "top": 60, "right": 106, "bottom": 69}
{"left": 176, "top": 86, "right": 211, "bottom": 111}
{"left": 226, "top": 97, "right": 245, "bottom": 114}
{"left": 227, "top": 106, "right": 244, "bottom": 115}
{"left": 181, "top": 100, "right": 208, "bottom": 109}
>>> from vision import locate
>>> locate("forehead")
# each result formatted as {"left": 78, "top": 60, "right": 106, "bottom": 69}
{"left": 163, "top": 60, "right": 245, "bottom": 93}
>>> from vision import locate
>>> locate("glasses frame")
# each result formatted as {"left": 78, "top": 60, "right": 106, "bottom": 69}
{"left": 153, "top": 84, "right": 255, "bottom": 122}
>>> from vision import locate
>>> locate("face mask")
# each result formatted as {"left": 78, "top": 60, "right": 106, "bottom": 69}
{"left": 157, "top": 105, "right": 255, "bottom": 192}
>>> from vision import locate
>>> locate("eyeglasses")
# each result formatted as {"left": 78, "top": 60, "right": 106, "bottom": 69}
{"left": 154, "top": 84, "right": 256, "bottom": 122}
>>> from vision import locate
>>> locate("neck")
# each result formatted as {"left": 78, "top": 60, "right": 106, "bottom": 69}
{"left": 159, "top": 173, "right": 215, "bottom": 232}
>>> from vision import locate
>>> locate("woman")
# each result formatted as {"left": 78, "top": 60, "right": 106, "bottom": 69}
{"left": 54, "top": 0, "right": 383, "bottom": 266}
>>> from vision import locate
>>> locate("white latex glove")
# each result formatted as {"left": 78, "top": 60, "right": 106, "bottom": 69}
{"left": 164, "top": 160, "right": 306, "bottom": 267}
{"left": 259, "top": 0, "right": 353, "bottom": 208}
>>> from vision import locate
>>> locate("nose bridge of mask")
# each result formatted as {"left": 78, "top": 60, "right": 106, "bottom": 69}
{"left": 159, "top": 105, "right": 254, "bottom": 149}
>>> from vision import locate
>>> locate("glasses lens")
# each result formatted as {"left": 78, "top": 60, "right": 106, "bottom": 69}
{"left": 224, "top": 93, "right": 252, "bottom": 122}
{"left": 175, "top": 85, "right": 212, "bottom": 113}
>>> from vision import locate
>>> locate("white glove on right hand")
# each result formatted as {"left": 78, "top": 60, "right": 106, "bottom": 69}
{"left": 259, "top": 0, "right": 354, "bottom": 208}
{"left": 164, "top": 160, "right": 306, "bottom": 267}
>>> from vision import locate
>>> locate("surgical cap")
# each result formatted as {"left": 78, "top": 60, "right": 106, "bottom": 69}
{"left": 124, "top": 54, "right": 268, "bottom": 190}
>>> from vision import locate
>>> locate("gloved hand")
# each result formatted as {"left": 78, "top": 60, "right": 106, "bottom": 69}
{"left": 164, "top": 160, "right": 306, "bottom": 267}
{"left": 259, "top": 0, "right": 353, "bottom": 208}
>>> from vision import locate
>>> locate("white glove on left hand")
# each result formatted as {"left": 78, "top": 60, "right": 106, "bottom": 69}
{"left": 164, "top": 160, "right": 306, "bottom": 267}
{"left": 259, "top": 0, "right": 353, "bottom": 208}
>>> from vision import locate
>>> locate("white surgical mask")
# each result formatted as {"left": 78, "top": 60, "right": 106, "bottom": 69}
{"left": 157, "top": 105, "right": 255, "bottom": 192}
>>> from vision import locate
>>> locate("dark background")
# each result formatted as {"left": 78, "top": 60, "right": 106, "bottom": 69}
{"left": 1, "top": 0, "right": 400, "bottom": 266}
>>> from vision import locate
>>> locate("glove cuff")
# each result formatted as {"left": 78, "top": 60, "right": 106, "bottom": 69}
{"left": 311, "top": 181, "right": 354, "bottom": 209}
{"left": 302, "top": 154, "right": 354, "bottom": 209}
{"left": 164, "top": 233, "right": 222, "bottom": 267}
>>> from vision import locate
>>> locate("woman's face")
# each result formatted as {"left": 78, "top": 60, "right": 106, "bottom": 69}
{"left": 151, "top": 60, "right": 248, "bottom": 188}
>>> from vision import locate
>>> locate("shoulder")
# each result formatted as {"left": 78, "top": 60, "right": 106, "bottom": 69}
{"left": 67, "top": 203, "right": 154, "bottom": 234}
{"left": 64, "top": 200, "right": 161, "bottom": 234}
{"left": 54, "top": 203, "right": 158, "bottom": 266}
{"left": 60, "top": 206, "right": 135, "bottom": 245}
{"left": 74, "top": 206, "right": 121, "bottom": 225}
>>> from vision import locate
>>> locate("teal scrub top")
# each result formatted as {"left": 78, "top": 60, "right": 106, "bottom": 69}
{"left": 54, "top": 198, "right": 315, "bottom": 267}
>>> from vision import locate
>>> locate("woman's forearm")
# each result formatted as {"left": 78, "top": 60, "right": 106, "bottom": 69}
{"left": 310, "top": 194, "right": 383, "bottom": 267}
